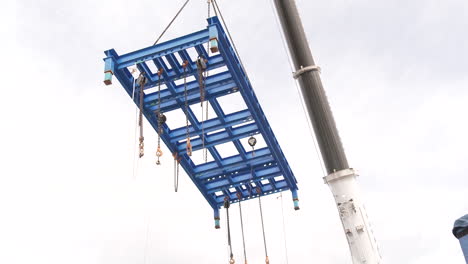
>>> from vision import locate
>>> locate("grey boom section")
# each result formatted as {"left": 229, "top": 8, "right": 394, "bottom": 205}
{"left": 274, "top": 0, "right": 349, "bottom": 174}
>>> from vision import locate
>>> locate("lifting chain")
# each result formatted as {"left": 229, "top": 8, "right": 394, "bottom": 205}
{"left": 156, "top": 68, "right": 166, "bottom": 165}
{"left": 183, "top": 60, "right": 192, "bottom": 156}
{"left": 196, "top": 56, "right": 207, "bottom": 106}
{"left": 137, "top": 72, "right": 147, "bottom": 158}
{"left": 224, "top": 196, "right": 235, "bottom": 264}
{"left": 197, "top": 55, "right": 209, "bottom": 162}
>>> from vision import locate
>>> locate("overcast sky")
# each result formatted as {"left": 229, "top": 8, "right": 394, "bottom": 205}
{"left": 5, "top": 0, "right": 468, "bottom": 263}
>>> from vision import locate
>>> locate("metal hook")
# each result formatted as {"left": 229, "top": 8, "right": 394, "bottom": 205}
{"left": 156, "top": 147, "right": 163, "bottom": 165}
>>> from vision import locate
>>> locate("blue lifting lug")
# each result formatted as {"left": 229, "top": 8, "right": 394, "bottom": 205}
{"left": 209, "top": 37, "right": 219, "bottom": 53}
{"left": 103, "top": 57, "right": 115, "bottom": 85}
{"left": 292, "top": 189, "right": 300, "bottom": 210}
{"left": 209, "top": 25, "right": 219, "bottom": 53}
{"left": 214, "top": 208, "right": 220, "bottom": 229}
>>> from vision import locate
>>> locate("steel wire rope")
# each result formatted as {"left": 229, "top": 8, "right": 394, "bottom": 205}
{"left": 212, "top": 0, "right": 250, "bottom": 81}
{"left": 258, "top": 193, "right": 269, "bottom": 261}
{"left": 279, "top": 192, "right": 290, "bottom": 264}
{"left": 212, "top": 3, "right": 271, "bottom": 259}
{"left": 153, "top": 0, "right": 191, "bottom": 45}
{"left": 237, "top": 193, "right": 248, "bottom": 264}
{"left": 143, "top": 214, "right": 152, "bottom": 264}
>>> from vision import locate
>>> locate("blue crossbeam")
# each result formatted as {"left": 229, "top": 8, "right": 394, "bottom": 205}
{"left": 194, "top": 147, "right": 273, "bottom": 175}
{"left": 177, "top": 122, "right": 259, "bottom": 154}
{"left": 169, "top": 109, "right": 252, "bottom": 142}
{"left": 103, "top": 17, "right": 299, "bottom": 226}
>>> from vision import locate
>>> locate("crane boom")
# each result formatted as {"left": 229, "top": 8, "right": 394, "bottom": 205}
{"left": 272, "top": 0, "right": 382, "bottom": 263}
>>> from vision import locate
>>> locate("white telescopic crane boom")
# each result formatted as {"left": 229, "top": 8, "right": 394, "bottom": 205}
{"left": 272, "top": 1, "right": 382, "bottom": 263}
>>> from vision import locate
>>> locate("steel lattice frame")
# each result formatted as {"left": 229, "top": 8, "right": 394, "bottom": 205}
{"left": 103, "top": 17, "right": 299, "bottom": 224}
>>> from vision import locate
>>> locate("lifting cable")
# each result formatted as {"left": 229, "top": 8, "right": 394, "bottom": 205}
{"left": 153, "top": 0, "right": 191, "bottom": 45}
{"left": 237, "top": 193, "right": 248, "bottom": 264}
{"left": 257, "top": 187, "right": 270, "bottom": 264}
{"left": 143, "top": 214, "right": 152, "bottom": 264}
{"left": 279, "top": 192, "right": 290, "bottom": 264}
{"left": 212, "top": 0, "right": 248, "bottom": 76}
{"left": 224, "top": 197, "right": 235, "bottom": 264}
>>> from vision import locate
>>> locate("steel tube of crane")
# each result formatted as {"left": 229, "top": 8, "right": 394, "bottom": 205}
{"left": 273, "top": 0, "right": 348, "bottom": 175}
{"left": 273, "top": 1, "right": 382, "bottom": 263}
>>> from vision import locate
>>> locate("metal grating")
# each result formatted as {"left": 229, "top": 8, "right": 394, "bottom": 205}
{"left": 103, "top": 16, "right": 299, "bottom": 221}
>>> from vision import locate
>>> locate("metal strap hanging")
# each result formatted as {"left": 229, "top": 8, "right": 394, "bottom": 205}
{"left": 237, "top": 192, "right": 248, "bottom": 264}
{"left": 173, "top": 152, "right": 181, "bottom": 192}
{"left": 257, "top": 187, "right": 269, "bottom": 264}
{"left": 137, "top": 72, "right": 147, "bottom": 158}
{"left": 224, "top": 196, "right": 235, "bottom": 264}
{"left": 156, "top": 68, "right": 165, "bottom": 165}
{"left": 183, "top": 61, "right": 192, "bottom": 156}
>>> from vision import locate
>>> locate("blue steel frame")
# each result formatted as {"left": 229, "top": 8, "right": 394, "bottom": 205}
{"left": 103, "top": 17, "right": 299, "bottom": 226}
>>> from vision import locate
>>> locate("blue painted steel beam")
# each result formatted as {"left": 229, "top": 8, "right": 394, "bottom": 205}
{"left": 125, "top": 55, "right": 221, "bottom": 210}
{"left": 169, "top": 109, "right": 252, "bottom": 142}
{"left": 103, "top": 16, "right": 298, "bottom": 213}
{"left": 209, "top": 96, "right": 249, "bottom": 162}
{"left": 205, "top": 165, "right": 281, "bottom": 191}
{"left": 141, "top": 56, "right": 212, "bottom": 85}
{"left": 177, "top": 122, "right": 259, "bottom": 154}
{"left": 133, "top": 62, "right": 203, "bottom": 137}
{"left": 208, "top": 17, "right": 298, "bottom": 192}
{"left": 145, "top": 71, "right": 233, "bottom": 104}
{"left": 114, "top": 29, "right": 210, "bottom": 69}
{"left": 141, "top": 54, "right": 226, "bottom": 89}
{"left": 214, "top": 182, "right": 289, "bottom": 204}
{"left": 194, "top": 147, "right": 274, "bottom": 178}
